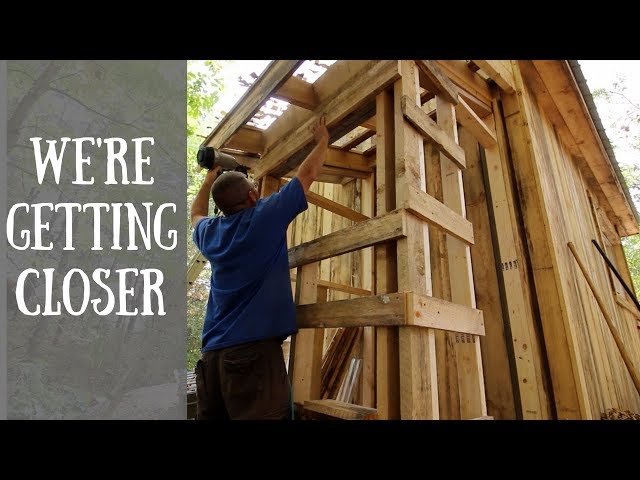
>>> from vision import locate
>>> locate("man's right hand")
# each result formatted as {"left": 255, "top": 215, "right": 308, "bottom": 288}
{"left": 313, "top": 117, "right": 329, "bottom": 145}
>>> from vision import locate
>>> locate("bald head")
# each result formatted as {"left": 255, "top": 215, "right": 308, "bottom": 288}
{"left": 211, "top": 171, "right": 257, "bottom": 216}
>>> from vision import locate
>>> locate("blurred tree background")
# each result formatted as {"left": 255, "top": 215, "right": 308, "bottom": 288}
{"left": 593, "top": 77, "right": 640, "bottom": 294}
{"left": 186, "top": 60, "right": 227, "bottom": 370}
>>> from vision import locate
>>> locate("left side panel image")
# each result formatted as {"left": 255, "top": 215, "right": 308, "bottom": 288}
{"left": 5, "top": 60, "right": 187, "bottom": 419}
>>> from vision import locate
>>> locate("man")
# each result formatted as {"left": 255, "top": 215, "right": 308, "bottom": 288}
{"left": 190, "top": 117, "right": 329, "bottom": 420}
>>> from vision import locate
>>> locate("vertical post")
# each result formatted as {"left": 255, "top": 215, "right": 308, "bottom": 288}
{"left": 437, "top": 95, "right": 487, "bottom": 418}
{"left": 394, "top": 60, "right": 438, "bottom": 419}
{"left": 361, "top": 173, "right": 376, "bottom": 407}
{"left": 375, "top": 89, "right": 400, "bottom": 419}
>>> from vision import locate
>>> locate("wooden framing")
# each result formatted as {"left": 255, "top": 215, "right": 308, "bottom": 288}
{"left": 190, "top": 59, "right": 640, "bottom": 420}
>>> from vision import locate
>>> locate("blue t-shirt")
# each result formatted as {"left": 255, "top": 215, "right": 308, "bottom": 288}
{"left": 192, "top": 176, "right": 308, "bottom": 352}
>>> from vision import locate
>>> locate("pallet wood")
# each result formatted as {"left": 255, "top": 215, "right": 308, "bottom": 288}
{"left": 395, "top": 60, "right": 438, "bottom": 420}
{"left": 374, "top": 89, "right": 400, "bottom": 420}
{"left": 361, "top": 174, "right": 376, "bottom": 407}
{"left": 303, "top": 399, "right": 377, "bottom": 420}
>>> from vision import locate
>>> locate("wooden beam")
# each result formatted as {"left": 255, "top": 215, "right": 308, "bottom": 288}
{"left": 486, "top": 102, "right": 550, "bottom": 419}
{"left": 415, "top": 60, "right": 459, "bottom": 105}
{"left": 375, "top": 89, "right": 400, "bottom": 420}
{"left": 455, "top": 95, "right": 497, "bottom": 149}
{"left": 324, "top": 148, "right": 373, "bottom": 172}
{"left": 302, "top": 399, "right": 377, "bottom": 420}
{"left": 296, "top": 291, "right": 483, "bottom": 335}
{"left": 297, "top": 293, "right": 405, "bottom": 328}
{"left": 404, "top": 185, "right": 475, "bottom": 245}
{"left": 273, "top": 75, "right": 319, "bottom": 109}
{"left": 502, "top": 62, "right": 590, "bottom": 419}
{"left": 223, "top": 126, "right": 265, "bottom": 154}
{"left": 341, "top": 129, "right": 376, "bottom": 151}
{"left": 288, "top": 209, "right": 406, "bottom": 268}
{"left": 305, "top": 189, "right": 370, "bottom": 222}
{"left": 291, "top": 275, "right": 372, "bottom": 297}
{"left": 406, "top": 292, "right": 485, "bottom": 335}
{"left": 204, "top": 60, "right": 302, "bottom": 148}
{"left": 252, "top": 60, "right": 400, "bottom": 179}
{"left": 401, "top": 95, "right": 466, "bottom": 169}
{"left": 435, "top": 60, "right": 493, "bottom": 111}
{"left": 473, "top": 60, "right": 516, "bottom": 93}
{"left": 291, "top": 263, "right": 323, "bottom": 402}
{"left": 361, "top": 174, "right": 376, "bottom": 408}
{"left": 436, "top": 92, "right": 487, "bottom": 419}
{"left": 395, "top": 60, "right": 438, "bottom": 420}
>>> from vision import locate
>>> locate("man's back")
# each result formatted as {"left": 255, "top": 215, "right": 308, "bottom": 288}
{"left": 193, "top": 177, "right": 308, "bottom": 352}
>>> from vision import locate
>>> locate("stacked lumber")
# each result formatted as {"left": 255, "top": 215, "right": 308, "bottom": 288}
{"left": 320, "top": 327, "right": 362, "bottom": 399}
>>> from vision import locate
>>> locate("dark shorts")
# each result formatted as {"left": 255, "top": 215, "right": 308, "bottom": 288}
{"left": 195, "top": 337, "right": 292, "bottom": 420}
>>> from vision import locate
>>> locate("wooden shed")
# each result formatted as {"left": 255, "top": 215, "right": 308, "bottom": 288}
{"left": 187, "top": 60, "right": 640, "bottom": 420}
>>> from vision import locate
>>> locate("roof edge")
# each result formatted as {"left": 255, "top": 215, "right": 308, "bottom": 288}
{"left": 568, "top": 60, "right": 640, "bottom": 231}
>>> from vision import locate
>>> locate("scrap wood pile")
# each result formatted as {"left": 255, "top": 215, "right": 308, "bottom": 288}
{"left": 320, "top": 327, "right": 362, "bottom": 402}
{"left": 601, "top": 408, "right": 640, "bottom": 420}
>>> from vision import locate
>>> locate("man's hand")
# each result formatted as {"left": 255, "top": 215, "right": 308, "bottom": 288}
{"left": 296, "top": 117, "right": 330, "bottom": 193}
{"left": 313, "top": 116, "right": 329, "bottom": 145}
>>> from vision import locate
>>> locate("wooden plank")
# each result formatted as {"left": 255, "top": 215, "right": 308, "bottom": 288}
{"left": 437, "top": 95, "right": 487, "bottom": 419}
{"left": 341, "top": 129, "right": 376, "bottom": 151}
{"left": 305, "top": 189, "right": 370, "bottom": 223}
{"left": 324, "top": 148, "right": 373, "bottom": 172}
{"left": 288, "top": 209, "right": 406, "bottom": 268}
{"left": 375, "top": 89, "right": 400, "bottom": 420}
{"left": 483, "top": 107, "right": 549, "bottom": 419}
{"left": 435, "top": 60, "right": 493, "bottom": 112}
{"left": 415, "top": 60, "right": 459, "bottom": 105}
{"left": 473, "top": 60, "right": 516, "bottom": 93}
{"left": 425, "top": 137, "right": 458, "bottom": 419}
{"left": 291, "top": 263, "right": 324, "bottom": 402}
{"left": 291, "top": 275, "right": 372, "bottom": 297}
{"left": 296, "top": 293, "right": 405, "bottom": 329}
{"left": 406, "top": 292, "right": 485, "bottom": 335}
{"left": 204, "top": 60, "right": 302, "bottom": 148}
{"left": 361, "top": 174, "right": 376, "bottom": 408}
{"left": 401, "top": 95, "right": 466, "bottom": 169}
{"left": 568, "top": 242, "right": 640, "bottom": 396}
{"left": 224, "top": 126, "right": 265, "bottom": 154}
{"left": 405, "top": 185, "right": 474, "bottom": 245}
{"left": 263, "top": 61, "right": 373, "bottom": 151}
{"left": 531, "top": 60, "right": 638, "bottom": 236}
{"left": 273, "top": 75, "right": 319, "bottom": 109}
{"left": 502, "top": 62, "right": 590, "bottom": 419}
{"left": 455, "top": 95, "right": 497, "bottom": 149}
{"left": 253, "top": 60, "right": 400, "bottom": 179}
{"left": 395, "top": 60, "right": 438, "bottom": 420}
{"left": 303, "top": 399, "right": 377, "bottom": 420}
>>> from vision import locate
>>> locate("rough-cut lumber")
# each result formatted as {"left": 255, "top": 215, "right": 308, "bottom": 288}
{"left": 472, "top": 60, "right": 516, "bottom": 93}
{"left": 303, "top": 399, "right": 377, "bottom": 420}
{"left": 455, "top": 95, "right": 497, "bottom": 149}
{"left": 568, "top": 242, "right": 640, "bottom": 396}
{"left": 297, "top": 293, "right": 405, "bottom": 329}
{"left": 204, "top": 60, "right": 302, "bottom": 148}
{"left": 400, "top": 95, "right": 466, "bottom": 169}
{"left": 290, "top": 275, "right": 372, "bottom": 297}
{"left": 341, "top": 129, "right": 376, "bottom": 151}
{"left": 434, "top": 60, "right": 493, "bottom": 114}
{"left": 288, "top": 209, "right": 406, "bottom": 268}
{"left": 415, "top": 60, "right": 459, "bottom": 105}
{"left": 291, "top": 262, "right": 323, "bottom": 402}
{"left": 305, "top": 190, "right": 369, "bottom": 222}
{"left": 404, "top": 185, "right": 474, "bottom": 245}
{"left": 395, "top": 60, "right": 438, "bottom": 420}
{"left": 273, "top": 75, "right": 319, "bottom": 109}
{"left": 224, "top": 126, "right": 265, "bottom": 154}
{"left": 406, "top": 292, "right": 485, "bottom": 335}
{"left": 296, "top": 291, "right": 484, "bottom": 335}
{"left": 253, "top": 60, "right": 400, "bottom": 179}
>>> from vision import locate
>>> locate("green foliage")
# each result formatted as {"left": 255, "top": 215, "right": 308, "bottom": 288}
{"left": 593, "top": 78, "right": 640, "bottom": 294}
{"left": 186, "top": 60, "right": 228, "bottom": 371}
